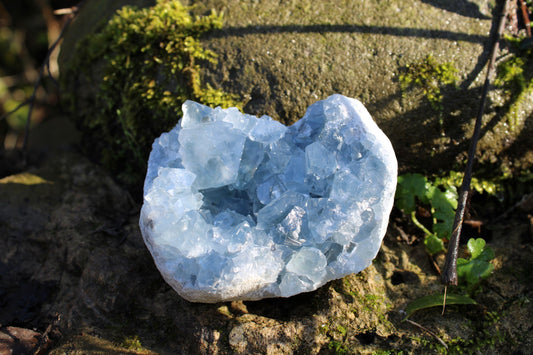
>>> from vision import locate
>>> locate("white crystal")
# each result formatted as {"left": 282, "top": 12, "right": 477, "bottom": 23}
{"left": 140, "top": 94, "right": 397, "bottom": 303}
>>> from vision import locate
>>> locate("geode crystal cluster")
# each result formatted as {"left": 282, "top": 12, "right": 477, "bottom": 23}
{"left": 140, "top": 94, "right": 397, "bottom": 303}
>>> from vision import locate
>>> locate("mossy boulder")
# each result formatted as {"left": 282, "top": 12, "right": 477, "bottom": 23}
{"left": 59, "top": 0, "right": 239, "bottom": 194}
{"left": 59, "top": 0, "right": 533, "bottom": 194}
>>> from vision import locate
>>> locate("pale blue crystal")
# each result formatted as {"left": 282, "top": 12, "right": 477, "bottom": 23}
{"left": 178, "top": 122, "right": 246, "bottom": 189}
{"left": 249, "top": 117, "right": 287, "bottom": 144}
{"left": 285, "top": 247, "right": 327, "bottom": 284}
{"left": 279, "top": 272, "right": 312, "bottom": 298}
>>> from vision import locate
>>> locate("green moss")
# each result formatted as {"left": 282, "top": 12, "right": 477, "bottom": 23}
{"left": 328, "top": 340, "right": 349, "bottom": 354}
{"left": 407, "top": 311, "right": 507, "bottom": 354}
{"left": 62, "top": 0, "right": 240, "bottom": 192}
{"left": 398, "top": 54, "right": 458, "bottom": 128}
{"left": 433, "top": 170, "right": 500, "bottom": 196}
{"left": 120, "top": 335, "right": 143, "bottom": 351}
{"left": 495, "top": 35, "right": 533, "bottom": 130}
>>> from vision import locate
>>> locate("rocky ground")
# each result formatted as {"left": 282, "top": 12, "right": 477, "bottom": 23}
{"left": 1, "top": 130, "right": 532, "bottom": 354}
{"left": 1, "top": 0, "right": 533, "bottom": 354}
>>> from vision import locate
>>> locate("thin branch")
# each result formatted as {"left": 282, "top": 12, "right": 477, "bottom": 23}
{"left": 441, "top": 0, "right": 509, "bottom": 286}
{"left": 0, "top": 99, "right": 31, "bottom": 122}
{"left": 405, "top": 319, "right": 448, "bottom": 350}
{"left": 31, "top": 312, "right": 61, "bottom": 354}
{"left": 518, "top": 0, "right": 532, "bottom": 37}
{"left": 21, "top": 5, "right": 80, "bottom": 151}
{"left": 442, "top": 285, "right": 447, "bottom": 315}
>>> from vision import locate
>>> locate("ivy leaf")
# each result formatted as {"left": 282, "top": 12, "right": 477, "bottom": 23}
{"left": 477, "top": 247, "right": 495, "bottom": 262}
{"left": 396, "top": 174, "right": 429, "bottom": 213}
{"left": 442, "top": 185, "right": 459, "bottom": 209}
{"left": 432, "top": 219, "right": 453, "bottom": 240}
{"left": 403, "top": 293, "right": 477, "bottom": 320}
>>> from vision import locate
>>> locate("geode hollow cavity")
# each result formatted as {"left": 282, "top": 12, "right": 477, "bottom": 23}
{"left": 139, "top": 94, "right": 397, "bottom": 303}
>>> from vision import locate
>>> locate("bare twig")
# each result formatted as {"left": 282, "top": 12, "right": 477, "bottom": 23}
{"left": 441, "top": 0, "right": 510, "bottom": 286}
{"left": 518, "top": 0, "right": 532, "bottom": 37}
{"left": 405, "top": 319, "right": 448, "bottom": 350}
{"left": 0, "top": 99, "right": 31, "bottom": 122}
{"left": 442, "top": 285, "right": 447, "bottom": 315}
{"left": 21, "top": 5, "right": 80, "bottom": 151}
{"left": 36, "top": 0, "right": 62, "bottom": 77}
{"left": 31, "top": 312, "right": 61, "bottom": 354}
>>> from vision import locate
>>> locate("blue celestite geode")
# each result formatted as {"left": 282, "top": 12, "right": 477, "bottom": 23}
{"left": 139, "top": 94, "right": 397, "bottom": 303}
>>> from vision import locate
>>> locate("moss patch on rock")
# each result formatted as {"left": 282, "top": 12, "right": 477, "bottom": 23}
{"left": 60, "top": 0, "right": 240, "bottom": 193}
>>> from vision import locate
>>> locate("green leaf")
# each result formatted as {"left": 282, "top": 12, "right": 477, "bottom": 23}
{"left": 457, "top": 259, "right": 494, "bottom": 286}
{"left": 457, "top": 238, "right": 495, "bottom": 292}
{"left": 432, "top": 220, "right": 453, "bottom": 240}
{"left": 396, "top": 174, "right": 429, "bottom": 213}
{"left": 467, "top": 238, "right": 486, "bottom": 259}
{"left": 457, "top": 257, "right": 469, "bottom": 266}
{"left": 428, "top": 186, "right": 457, "bottom": 220}
{"left": 477, "top": 247, "right": 495, "bottom": 262}
{"left": 403, "top": 293, "right": 477, "bottom": 319}
{"left": 428, "top": 186, "right": 457, "bottom": 239}
{"left": 424, "top": 233, "right": 445, "bottom": 254}
{"left": 442, "top": 185, "right": 459, "bottom": 209}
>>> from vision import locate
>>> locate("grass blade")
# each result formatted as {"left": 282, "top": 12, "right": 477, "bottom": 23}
{"left": 404, "top": 293, "right": 477, "bottom": 320}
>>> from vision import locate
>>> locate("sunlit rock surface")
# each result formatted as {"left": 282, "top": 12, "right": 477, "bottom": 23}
{"left": 139, "top": 94, "right": 397, "bottom": 303}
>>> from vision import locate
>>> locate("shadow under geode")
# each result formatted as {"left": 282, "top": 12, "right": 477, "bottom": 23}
{"left": 242, "top": 284, "right": 332, "bottom": 321}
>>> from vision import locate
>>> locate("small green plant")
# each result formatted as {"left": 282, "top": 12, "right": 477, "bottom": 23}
{"left": 395, "top": 173, "right": 458, "bottom": 254}
{"left": 402, "top": 241, "right": 495, "bottom": 317}
{"left": 395, "top": 172, "right": 500, "bottom": 254}
{"left": 457, "top": 238, "right": 495, "bottom": 295}
{"left": 398, "top": 54, "right": 458, "bottom": 114}
{"left": 398, "top": 173, "right": 496, "bottom": 320}
{"left": 434, "top": 171, "right": 500, "bottom": 196}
